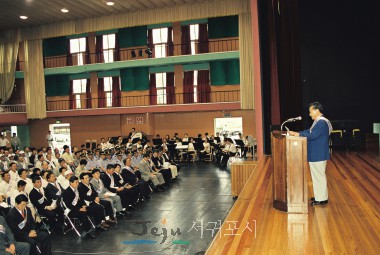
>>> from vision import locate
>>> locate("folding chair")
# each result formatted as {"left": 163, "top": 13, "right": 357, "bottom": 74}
{"left": 60, "top": 201, "right": 95, "bottom": 237}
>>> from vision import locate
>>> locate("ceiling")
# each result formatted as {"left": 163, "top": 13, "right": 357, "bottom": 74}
{"left": 0, "top": 0, "right": 211, "bottom": 32}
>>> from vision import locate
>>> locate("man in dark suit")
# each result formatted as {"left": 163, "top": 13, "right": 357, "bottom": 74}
{"left": 122, "top": 158, "right": 151, "bottom": 201}
{"left": 44, "top": 172, "right": 63, "bottom": 204}
{"left": 6, "top": 194, "right": 52, "bottom": 255}
{"left": 62, "top": 176, "right": 96, "bottom": 239}
{"left": 0, "top": 215, "right": 30, "bottom": 255}
{"left": 101, "top": 164, "right": 134, "bottom": 212}
{"left": 113, "top": 164, "right": 139, "bottom": 207}
{"left": 78, "top": 173, "right": 115, "bottom": 226}
{"left": 28, "top": 175, "right": 64, "bottom": 233}
{"left": 290, "top": 102, "right": 332, "bottom": 206}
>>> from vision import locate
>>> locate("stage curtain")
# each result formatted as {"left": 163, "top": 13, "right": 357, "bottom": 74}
{"left": 98, "top": 78, "right": 105, "bottom": 108}
{"left": 95, "top": 35, "right": 104, "bottom": 63}
{"left": 183, "top": 71, "right": 194, "bottom": 104}
{"left": 197, "top": 70, "right": 210, "bottom": 103}
{"left": 239, "top": 12, "right": 254, "bottom": 109}
{"left": 167, "top": 26, "right": 174, "bottom": 56}
{"left": 112, "top": 76, "right": 121, "bottom": 107}
{"left": 69, "top": 80, "right": 75, "bottom": 109}
{"left": 166, "top": 72, "right": 175, "bottom": 104}
{"left": 198, "top": 23, "right": 209, "bottom": 53}
{"left": 86, "top": 78, "right": 92, "bottom": 108}
{"left": 181, "top": 25, "right": 191, "bottom": 55}
{"left": 0, "top": 29, "right": 19, "bottom": 104}
{"left": 23, "top": 39, "right": 47, "bottom": 118}
{"left": 149, "top": 73, "right": 157, "bottom": 105}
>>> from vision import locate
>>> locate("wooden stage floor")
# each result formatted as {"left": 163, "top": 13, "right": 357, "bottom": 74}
{"left": 206, "top": 150, "right": 380, "bottom": 255}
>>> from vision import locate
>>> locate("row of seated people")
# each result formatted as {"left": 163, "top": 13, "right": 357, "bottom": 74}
{"left": 0, "top": 148, "right": 180, "bottom": 241}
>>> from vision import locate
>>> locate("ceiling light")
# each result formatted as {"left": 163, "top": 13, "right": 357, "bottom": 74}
{"left": 106, "top": 2, "right": 115, "bottom": 6}
{"left": 61, "top": 8, "right": 69, "bottom": 13}
{"left": 20, "top": 16, "right": 28, "bottom": 20}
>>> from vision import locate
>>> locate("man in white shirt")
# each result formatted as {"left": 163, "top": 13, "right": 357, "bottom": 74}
{"left": 0, "top": 135, "right": 9, "bottom": 150}
{"left": 0, "top": 171, "right": 15, "bottom": 200}
{"left": 61, "top": 145, "right": 74, "bottom": 166}
{"left": 46, "top": 131, "right": 54, "bottom": 149}
{"left": 58, "top": 169, "right": 73, "bottom": 190}
{"left": 8, "top": 162, "right": 19, "bottom": 185}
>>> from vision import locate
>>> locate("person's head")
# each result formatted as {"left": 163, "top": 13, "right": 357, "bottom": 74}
{"left": 32, "top": 175, "right": 42, "bottom": 188}
{"left": 64, "top": 170, "right": 73, "bottom": 179}
{"left": 63, "top": 145, "right": 70, "bottom": 153}
{"left": 184, "top": 133, "right": 188, "bottom": 138}
{"left": 46, "top": 154, "right": 52, "bottom": 161}
{"left": 18, "top": 169, "right": 28, "bottom": 179}
{"left": 204, "top": 138, "right": 209, "bottom": 143}
{"left": 114, "top": 164, "right": 121, "bottom": 173}
{"left": 17, "top": 180, "right": 27, "bottom": 191}
{"left": 69, "top": 176, "right": 79, "bottom": 189}
{"left": 42, "top": 170, "right": 51, "bottom": 180}
{"left": 153, "top": 150, "right": 159, "bottom": 157}
{"left": 123, "top": 158, "right": 131, "bottom": 167}
{"left": 106, "top": 164, "right": 114, "bottom": 174}
{"left": 80, "top": 172, "right": 91, "bottom": 185}
{"left": 80, "top": 159, "right": 87, "bottom": 166}
{"left": 41, "top": 161, "right": 49, "bottom": 170}
{"left": 9, "top": 162, "right": 17, "bottom": 171}
{"left": 308, "top": 102, "right": 324, "bottom": 120}
{"left": 58, "top": 158, "right": 66, "bottom": 166}
{"left": 33, "top": 168, "right": 41, "bottom": 176}
{"left": 1, "top": 170, "right": 10, "bottom": 182}
{"left": 15, "top": 194, "right": 28, "bottom": 211}
{"left": 131, "top": 128, "right": 135, "bottom": 132}
{"left": 59, "top": 167, "right": 67, "bottom": 175}
{"left": 12, "top": 133, "right": 16, "bottom": 137}
{"left": 46, "top": 172, "right": 56, "bottom": 183}
{"left": 92, "top": 169, "right": 101, "bottom": 179}
{"left": 18, "top": 155, "right": 24, "bottom": 162}
{"left": 143, "top": 153, "right": 150, "bottom": 161}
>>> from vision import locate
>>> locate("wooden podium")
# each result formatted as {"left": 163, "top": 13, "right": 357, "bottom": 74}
{"left": 272, "top": 131, "right": 308, "bottom": 213}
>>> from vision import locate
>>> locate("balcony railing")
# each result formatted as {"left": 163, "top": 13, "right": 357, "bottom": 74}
{"left": 0, "top": 104, "right": 26, "bottom": 113}
{"left": 46, "top": 90, "right": 240, "bottom": 111}
{"left": 16, "top": 39, "right": 239, "bottom": 71}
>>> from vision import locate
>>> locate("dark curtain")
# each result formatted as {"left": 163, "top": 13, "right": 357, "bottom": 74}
{"left": 66, "top": 39, "right": 72, "bottom": 66}
{"left": 86, "top": 79, "right": 92, "bottom": 109}
{"left": 181, "top": 25, "right": 191, "bottom": 55}
{"left": 183, "top": 71, "right": 194, "bottom": 104}
{"left": 114, "top": 33, "right": 120, "bottom": 61}
{"left": 197, "top": 70, "right": 211, "bottom": 103}
{"left": 85, "top": 37, "right": 90, "bottom": 64}
{"left": 147, "top": 29, "right": 154, "bottom": 58}
{"left": 166, "top": 72, "right": 175, "bottom": 104}
{"left": 95, "top": 35, "right": 104, "bottom": 63}
{"left": 112, "top": 77, "right": 121, "bottom": 107}
{"left": 198, "top": 23, "right": 209, "bottom": 53}
{"left": 149, "top": 74, "right": 157, "bottom": 105}
{"left": 98, "top": 78, "right": 105, "bottom": 108}
{"left": 167, "top": 27, "right": 174, "bottom": 56}
{"left": 268, "top": 0, "right": 281, "bottom": 125}
{"left": 273, "top": 0, "right": 302, "bottom": 121}
{"left": 69, "top": 80, "right": 75, "bottom": 109}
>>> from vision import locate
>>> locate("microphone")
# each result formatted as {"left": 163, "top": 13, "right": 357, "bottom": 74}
{"left": 281, "top": 116, "right": 302, "bottom": 133}
{"left": 287, "top": 116, "right": 302, "bottom": 122}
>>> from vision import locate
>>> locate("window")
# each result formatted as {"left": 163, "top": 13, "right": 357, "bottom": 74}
{"left": 103, "top": 34, "right": 116, "bottom": 63}
{"left": 156, "top": 73, "right": 167, "bottom": 104}
{"left": 152, "top": 28, "right": 168, "bottom": 58}
{"left": 193, "top": 70, "right": 198, "bottom": 103}
{"left": 72, "top": 79, "right": 87, "bottom": 109}
{"left": 103, "top": 77, "right": 113, "bottom": 107}
{"left": 190, "top": 24, "right": 199, "bottom": 55}
{"left": 70, "top": 37, "right": 86, "bottom": 65}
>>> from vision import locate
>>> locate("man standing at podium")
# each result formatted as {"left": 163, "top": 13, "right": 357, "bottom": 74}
{"left": 289, "top": 102, "right": 332, "bottom": 206}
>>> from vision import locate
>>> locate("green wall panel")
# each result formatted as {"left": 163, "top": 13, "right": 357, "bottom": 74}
{"left": 208, "top": 15, "right": 238, "bottom": 39}
{"left": 119, "top": 26, "right": 147, "bottom": 48}
{"left": 43, "top": 36, "right": 67, "bottom": 57}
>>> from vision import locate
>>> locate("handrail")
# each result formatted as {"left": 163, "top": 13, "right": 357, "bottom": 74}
{"left": 46, "top": 90, "right": 240, "bottom": 111}
{"left": 0, "top": 104, "right": 26, "bottom": 113}
{"left": 16, "top": 39, "right": 239, "bottom": 71}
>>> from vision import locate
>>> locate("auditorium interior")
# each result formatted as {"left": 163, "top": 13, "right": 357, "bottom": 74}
{"left": 0, "top": 0, "right": 379, "bottom": 254}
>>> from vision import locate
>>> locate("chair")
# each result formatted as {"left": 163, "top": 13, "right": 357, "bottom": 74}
{"left": 204, "top": 147, "right": 214, "bottom": 162}
{"left": 60, "top": 201, "right": 95, "bottom": 237}
{"left": 34, "top": 208, "right": 51, "bottom": 234}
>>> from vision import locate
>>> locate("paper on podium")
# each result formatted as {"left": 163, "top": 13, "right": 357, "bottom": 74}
{"left": 104, "top": 192, "right": 117, "bottom": 197}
